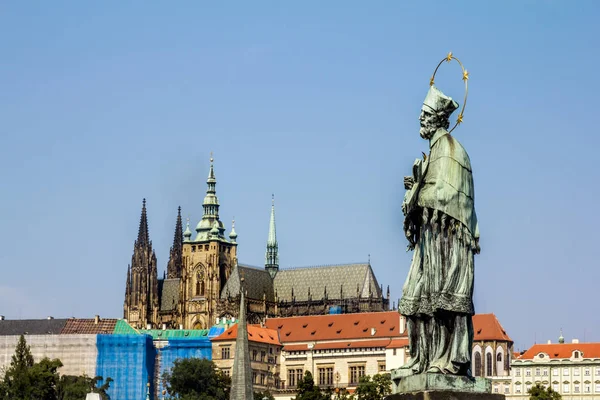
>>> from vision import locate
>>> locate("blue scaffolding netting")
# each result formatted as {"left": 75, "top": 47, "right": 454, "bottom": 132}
{"left": 95, "top": 334, "right": 155, "bottom": 400}
{"left": 156, "top": 337, "right": 212, "bottom": 396}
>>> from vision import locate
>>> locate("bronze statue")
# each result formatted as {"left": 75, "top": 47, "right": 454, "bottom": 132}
{"left": 397, "top": 54, "right": 479, "bottom": 377}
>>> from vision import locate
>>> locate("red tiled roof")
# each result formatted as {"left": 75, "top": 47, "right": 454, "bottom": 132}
{"left": 265, "top": 311, "right": 402, "bottom": 343}
{"left": 387, "top": 338, "right": 409, "bottom": 349}
{"left": 513, "top": 351, "right": 521, "bottom": 359}
{"left": 283, "top": 339, "right": 394, "bottom": 352}
{"left": 211, "top": 324, "right": 281, "bottom": 346}
{"left": 61, "top": 318, "right": 117, "bottom": 334}
{"left": 519, "top": 343, "right": 600, "bottom": 360}
{"left": 472, "top": 314, "right": 512, "bottom": 342}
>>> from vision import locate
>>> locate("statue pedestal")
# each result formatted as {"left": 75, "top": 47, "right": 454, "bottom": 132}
{"left": 385, "top": 374, "right": 504, "bottom": 400}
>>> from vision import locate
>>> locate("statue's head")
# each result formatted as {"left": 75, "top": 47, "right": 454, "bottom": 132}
{"left": 420, "top": 85, "right": 459, "bottom": 139}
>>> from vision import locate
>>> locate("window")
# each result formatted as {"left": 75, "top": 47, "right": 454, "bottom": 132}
{"left": 543, "top": 369, "right": 548, "bottom": 376}
{"left": 379, "top": 363, "right": 386, "bottom": 373}
{"left": 191, "top": 245, "right": 196, "bottom": 252}
{"left": 288, "top": 370, "right": 296, "bottom": 388}
{"left": 574, "top": 351, "right": 580, "bottom": 359}
{"left": 516, "top": 386, "right": 522, "bottom": 394}
{"left": 596, "top": 368, "right": 600, "bottom": 376}
{"left": 221, "top": 369, "right": 230, "bottom": 376}
{"left": 260, "top": 374, "right": 265, "bottom": 386}
{"left": 252, "top": 350, "right": 257, "bottom": 361}
{"left": 318, "top": 367, "right": 334, "bottom": 386}
{"left": 585, "top": 384, "right": 591, "bottom": 393}
{"left": 526, "top": 369, "right": 531, "bottom": 377}
{"left": 504, "top": 387, "right": 510, "bottom": 394}
{"left": 349, "top": 365, "right": 366, "bottom": 385}
{"left": 204, "top": 244, "right": 209, "bottom": 251}
{"left": 574, "top": 368, "right": 580, "bottom": 376}
{"left": 563, "top": 368, "right": 569, "bottom": 376}
{"left": 553, "top": 369, "right": 559, "bottom": 376}
{"left": 536, "top": 368, "right": 541, "bottom": 376}
{"left": 516, "top": 369, "right": 521, "bottom": 377}
{"left": 552, "top": 384, "right": 559, "bottom": 392}
{"left": 486, "top": 353, "right": 493, "bottom": 376}
{"left": 260, "top": 351, "right": 266, "bottom": 362}
{"left": 494, "top": 385, "right": 499, "bottom": 393}
{"left": 574, "top": 384, "right": 580, "bottom": 393}
{"left": 585, "top": 368, "right": 590, "bottom": 376}
{"left": 474, "top": 352, "right": 482, "bottom": 377}
{"left": 497, "top": 353, "right": 502, "bottom": 362}
{"left": 253, "top": 372, "right": 257, "bottom": 384}
{"left": 595, "top": 383, "right": 600, "bottom": 392}
{"left": 393, "top": 349, "right": 397, "bottom": 355}
{"left": 296, "top": 369, "right": 303, "bottom": 384}
{"left": 221, "top": 347, "right": 230, "bottom": 359}
{"left": 563, "top": 384, "right": 570, "bottom": 393}
{"left": 526, "top": 384, "right": 532, "bottom": 392}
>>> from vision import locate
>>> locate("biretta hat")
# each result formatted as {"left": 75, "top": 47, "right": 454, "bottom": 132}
{"left": 422, "top": 85, "right": 459, "bottom": 115}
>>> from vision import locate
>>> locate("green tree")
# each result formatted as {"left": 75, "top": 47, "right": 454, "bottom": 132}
{"left": 294, "top": 371, "right": 329, "bottom": 400}
{"left": 162, "top": 358, "right": 230, "bottom": 400}
{"left": 57, "top": 375, "right": 113, "bottom": 400}
{"left": 254, "top": 390, "right": 275, "bottom": 400}
{"left": 355, "top": 374, "right": 391, "bottom": 400}
{"left": 528, "top": 384, "right": 562, "bottom": 400}
{"left": 333, "top": 387, "right": 355, "bottom": 400}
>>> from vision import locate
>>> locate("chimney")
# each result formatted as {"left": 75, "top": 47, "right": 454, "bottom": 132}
{"left": 94, "top": 315, "right": 100, "bottom": 324}
{"left": 47, "top": 316, "right": 54, "bottom": 320}
{"left": 399, "top": 316, "right": 406, "bottom": 334}
{"left": 547, "top": 340, "right": 552, "bottom": 344}
{"left": 572, "top": 339, "right": 579, "bottom": 344}
{"left": 371, "top": 327, "right": 376, "bottom": 336}
{"left": 0, "top": 316, "right": 4, "bottom": 321}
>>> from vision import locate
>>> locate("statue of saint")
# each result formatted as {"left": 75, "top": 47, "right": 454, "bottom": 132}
{"left": 398, "top": 84, "right": 480, "bottom": 376}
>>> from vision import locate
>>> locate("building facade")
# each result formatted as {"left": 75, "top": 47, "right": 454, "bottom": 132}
{"left": 123, "top": 156, "right": 389, "bottom": 330}
{"left": 509, "top": 339, "right": 600, "bottom": 400}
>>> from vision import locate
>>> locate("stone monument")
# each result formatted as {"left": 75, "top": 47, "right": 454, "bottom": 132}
{"left": 387, "top": 54, "right": 501, "bottom": 400}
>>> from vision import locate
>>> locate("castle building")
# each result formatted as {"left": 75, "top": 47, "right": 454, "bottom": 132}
{"left": 123, "top": 156, "right": 389, "bottom": 330}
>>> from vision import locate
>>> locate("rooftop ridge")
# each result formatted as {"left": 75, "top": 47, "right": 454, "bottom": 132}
{"left": 237, "top": 261, "right": 369, "bottom": 271}
{"left": 280, "top": 262, "right": 369, "bottom": 271}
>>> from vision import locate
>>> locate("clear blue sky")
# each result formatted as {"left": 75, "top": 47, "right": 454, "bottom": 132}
{"left": 1, "top": 1, "right": 599, "bottom": 351}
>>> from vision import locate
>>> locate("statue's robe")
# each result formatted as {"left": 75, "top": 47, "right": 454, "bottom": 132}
{"left": 398, "top": 128, "right": 479, "bottom": 375}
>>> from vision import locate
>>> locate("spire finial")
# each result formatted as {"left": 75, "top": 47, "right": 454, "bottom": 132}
{"left": 229, "top": 216, "right": 238, "bottom": 242}
{"left": 137, "top": 198, "right": 150, "bottom": 246}
{"left": 210, "top": 151, "right": 214, "bottom": 163}
{"left": 265, "top": 196, "right": 279, "bottom": 277}
{"left": 272, "top": 193, "right": 275, "bottom": 206}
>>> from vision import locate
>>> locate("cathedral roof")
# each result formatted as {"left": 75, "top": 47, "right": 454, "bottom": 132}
{"left": 220, "top": 265, "right": 275, "bottom": 301}
{"left": 158, "top": 278, "right": 180, "bottom": 312}
{"left": 273, "top": 263, "right": 381, "bottom": 302}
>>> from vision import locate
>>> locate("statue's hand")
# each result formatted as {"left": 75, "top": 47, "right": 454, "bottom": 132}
{"left": 404, "top": 176, "right": 414, "bottom": 190}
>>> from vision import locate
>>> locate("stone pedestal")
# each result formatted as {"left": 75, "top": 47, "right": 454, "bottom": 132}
{"left": 385, "top": 374, "right": 505, "bottom": 400}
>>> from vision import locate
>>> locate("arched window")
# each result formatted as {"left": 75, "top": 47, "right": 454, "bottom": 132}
{"left": 196, "top": 270, "right": 205, "bottom": 296}
{"left": 474, "top": 352, "right": 482, "bottom": 376}
{"left": 486, "top": 353, "right": 493, "bottom": 376}
{"left": 497, "top": 353, "right": 502, "bottom": 362}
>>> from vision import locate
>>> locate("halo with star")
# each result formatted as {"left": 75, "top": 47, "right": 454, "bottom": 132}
{"left": 429, "top": 52, "right": 469, "bottom": 133}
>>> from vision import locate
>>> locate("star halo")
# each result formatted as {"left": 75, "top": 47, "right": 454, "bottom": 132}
{"left": 429, "top": 52, "right": 469, "bottom": 134}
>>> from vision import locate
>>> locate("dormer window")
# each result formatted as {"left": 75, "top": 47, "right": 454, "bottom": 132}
{"left": 574, "top": 351, "right": 580, "bottom": 358}
{"left": 538, "top": 353, "right": 545, "bottom": 358}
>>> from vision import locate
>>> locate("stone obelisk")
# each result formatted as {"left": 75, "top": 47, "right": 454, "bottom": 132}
{"left": 229, "top": 285, "right": 254, "bottom": 400}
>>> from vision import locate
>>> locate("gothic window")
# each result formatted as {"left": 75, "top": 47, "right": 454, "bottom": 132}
{"left": 474, "top": 352, "right": 482, "bottom": 377}
{"left": 196, "top": 270, "right": 205, "bottom": 297}
{"left": 486, "top": 353, "right": 493, "bottom": 377}
{"left": 497, "top": 353, "right": 502, "bottom": 362}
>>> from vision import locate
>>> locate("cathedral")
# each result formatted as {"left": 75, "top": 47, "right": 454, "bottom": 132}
{"left": 123, "top": 156, "right": 390, "bottom": 330}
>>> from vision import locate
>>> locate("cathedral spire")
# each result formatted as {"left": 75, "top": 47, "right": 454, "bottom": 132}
{"left": 195, "top": 153, "right": 225, "bottom": 241}
{"left": 265, "top": 194, "right": 279, "bottom": 278}
{"left": 230, "top": 286, "right": 253, "bottom": 399}
{"left": 167, "top": 207, "right": 184, "bottom": 279}
{"left": 137, "top": 198, "right": 149, "bottom": 246}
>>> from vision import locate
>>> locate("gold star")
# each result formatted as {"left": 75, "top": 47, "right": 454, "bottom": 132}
{"left": 430, "top": 76, "right": 435, "bottom": 86}
{"left": 457, "top": 113, "right": 464, "bottom": 124}
{"left": 462, "top": 70, "right": 469, "bottom": 81}
{"left": 446, "top": 52, "right": 453, "bottom": 62}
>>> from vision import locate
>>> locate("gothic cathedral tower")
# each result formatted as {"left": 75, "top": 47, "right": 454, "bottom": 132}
{"left": 124, "top": 199, "right": 160, "bottom": 328}
{"left": 180, "top": 156, "right": 238, "bottom": 329}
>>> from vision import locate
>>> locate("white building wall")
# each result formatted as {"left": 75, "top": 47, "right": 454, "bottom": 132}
{"left": 0, "top": 334, "right": 97, "bottom": 377}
